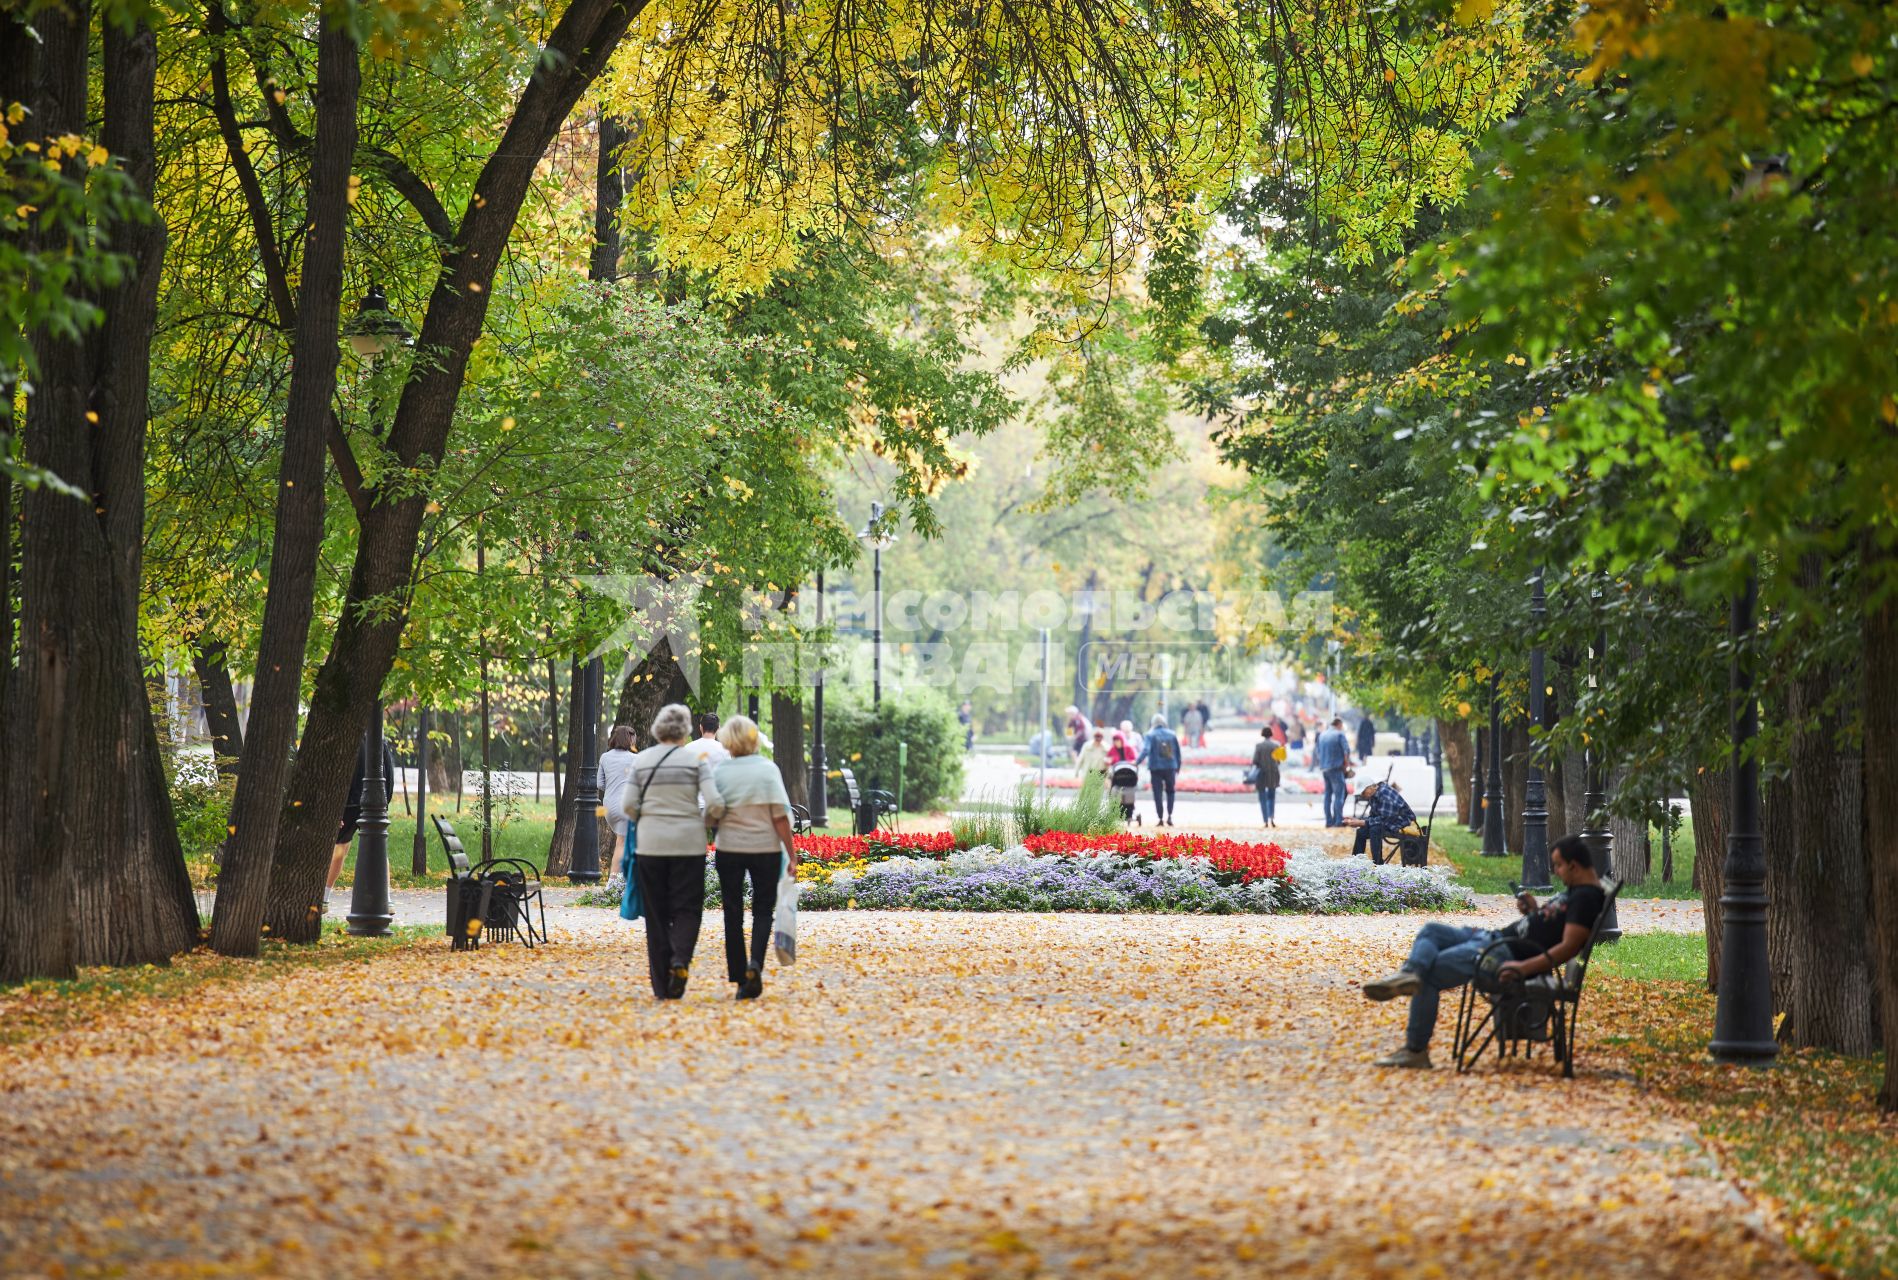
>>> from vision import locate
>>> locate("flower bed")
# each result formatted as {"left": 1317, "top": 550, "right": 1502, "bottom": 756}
{"left": 1018, "top": 831, "right": 1287, "bottom": 883}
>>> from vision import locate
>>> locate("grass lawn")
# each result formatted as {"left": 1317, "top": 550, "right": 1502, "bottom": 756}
{"left": 0, "top": 921, "right": 433, "bottom": 1047}
{"left": 1432, "top": 820, "right": 1700, "bottom": 899}
{"left": 1593, "top": 934, "right": 1897, "bottom": 1278}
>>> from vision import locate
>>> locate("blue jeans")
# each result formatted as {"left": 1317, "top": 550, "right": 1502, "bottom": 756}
{"left": 1150, "top": 770, "right": 1177, "bottom": 821}
{"left": 1322, "top": 767, "right": 1348, "bottom": 826}
{"left": 1257, "top": 788, "right": 1276, "bottom": 823}
{"left": 1401, "top": 922, "right": 1496, "bottom": 1052}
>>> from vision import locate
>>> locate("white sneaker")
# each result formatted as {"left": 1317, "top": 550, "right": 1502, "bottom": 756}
{"left": 1374, "top": 1047, "right": 1434, "bottom": 1069}
{"left": 1362, "top": 971, "right": 1422, "bottom": 1001}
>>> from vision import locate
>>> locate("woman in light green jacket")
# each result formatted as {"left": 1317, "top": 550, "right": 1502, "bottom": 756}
{"left": 708, "top": 716, "right": 799, "bottom": 1000}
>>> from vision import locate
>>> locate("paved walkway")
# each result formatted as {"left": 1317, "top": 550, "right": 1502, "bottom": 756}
{"left": 0, "top": 912, "right": 1782, "bottom": 1278}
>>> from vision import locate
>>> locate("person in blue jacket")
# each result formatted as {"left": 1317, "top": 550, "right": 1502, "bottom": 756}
{"left": 1137, "top": 713, "right": 1183, "bottom": 827}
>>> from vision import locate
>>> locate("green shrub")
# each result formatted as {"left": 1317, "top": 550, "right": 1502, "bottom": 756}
{"left": 166, "top": 749, "right": 234, "bottom": 864}
{"left": 824, "top": 686, "right": 966, "bottom": 810}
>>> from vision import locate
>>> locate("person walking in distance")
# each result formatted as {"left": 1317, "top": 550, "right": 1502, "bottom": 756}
{"left": 1314, "top": 717, "right": 1354, "bottom": 828}
{"left": 599, "top": 724, "right": 639, "bottom": 889}
{"left": 1138, "top": 712, "right": 1183, "bottom": 827}
{"left": 1355, "top": 714, "right": 1377, "bottom": 764}
{"left": 1250, "top": 727, "right": 1282, "bottom": 828}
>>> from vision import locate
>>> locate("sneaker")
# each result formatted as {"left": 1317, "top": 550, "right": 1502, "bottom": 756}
{"left": 1362, "top": 970, "right": 1422, "bottom": 1002}
{"left": 1374, "top": 1047, "right": 1434, "bottom": 1070}
{"left": 736, "top": 967, "right": 762, "bottom": 1001}
{"left": 667, "top": 966, "right": 689, "bottom": 999}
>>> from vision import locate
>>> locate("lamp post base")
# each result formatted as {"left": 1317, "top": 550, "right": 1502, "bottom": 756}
{"left": 346, "top": 912, "right": 394, "bottom": 938}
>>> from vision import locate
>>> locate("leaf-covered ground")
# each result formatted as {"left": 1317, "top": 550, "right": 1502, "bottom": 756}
{"left": 0, "top": 911, "right": 1802, "bottom": 1279}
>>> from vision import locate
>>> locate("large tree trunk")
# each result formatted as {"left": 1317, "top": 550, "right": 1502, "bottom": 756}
{"left": 1609, "top": 765, "right": 1648, "bottom": 887}
{"left": 1, "top": 7, "right": 197, "bottom": 980}
{"left": 1692, "top": 766, "right": 1732, "bottom": 992}
{"left": 192, "top": 640, "right": 244, "bottom": 775}
{"left": 1437, "top": 718, "right": 1473, "bottom": 826}
{"left": 258, "top": 1, "right": 644, "bottom": 944}
{"left": 773, "top": 691, "right": 808, "bottom": 808}
{"left": 1503, "top": 714, "right": 1528, "bottom": 856}
{"left": 210, "top": 19, "right": 359, "bottom": 956}
{"left": 543, "top": 658, "right": 587, "bottom": 878}
{"left": 615, "top": 636, "right": 696, "bottom": 739}
{"left": 1856, "top": 550, "right": 1898, "bottom": 1108}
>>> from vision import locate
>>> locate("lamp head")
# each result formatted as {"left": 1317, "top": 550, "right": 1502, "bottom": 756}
{"left": 343, "top": 284, "right": 412, "bottom": 360}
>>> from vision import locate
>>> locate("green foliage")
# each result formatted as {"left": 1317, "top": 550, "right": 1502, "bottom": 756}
{"left": 1591, "top": 931, "right": 1706, "bottom": 984}
{"left": 824, "top": 686, "right": 966, "bottom": 810}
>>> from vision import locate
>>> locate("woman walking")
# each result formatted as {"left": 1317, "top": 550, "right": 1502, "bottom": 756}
{"left": 623, "top": 704, "right": 721, "bottom": 999}
{"left": 599, "top": 725, "right": 637, "bottom": 889}
{"left": 1251, "top": 726, "right": 1282, "bottom": 828}
{"left": 708, "top": 715, "right": 798, "bottom": 1000}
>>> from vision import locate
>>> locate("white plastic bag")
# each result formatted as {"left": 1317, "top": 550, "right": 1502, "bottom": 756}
{"left": 771, "top": 852, "right": 799, "bottom": 966}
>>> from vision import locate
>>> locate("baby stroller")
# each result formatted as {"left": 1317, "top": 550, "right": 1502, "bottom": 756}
{"left": 1110, "top": 761, "right": 1141, "bottom": 826}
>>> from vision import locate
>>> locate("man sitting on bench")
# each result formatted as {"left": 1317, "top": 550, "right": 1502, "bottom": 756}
{"left": 1341, "top": 779, "right": 1416, "bottom": 865}
{"left": 1360, "top": 834, "right": 1605, "bottom": 1069}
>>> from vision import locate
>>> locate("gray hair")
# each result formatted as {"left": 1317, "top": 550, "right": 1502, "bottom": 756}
{"left": 1151, "top": 712, "right": 1167, "bottom": 729}
{"left": 650, "top": 703, "right": 693, "bottom": 744}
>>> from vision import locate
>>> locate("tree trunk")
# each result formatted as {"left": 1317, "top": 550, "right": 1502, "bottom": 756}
{"left": 256, "top": 3, "right": 644, "bottom": 943}
{"left": 615, "top": 636, "right": 696, "bottom": 739}
{"left": 427, "top": 737, "right": 452, "bottom": 795}
{"left": 543, "top": 657, "right": 587, "bottom": 878}
{"left": 209, "top": 19, "right": 359, "bottom": 956}
{"left": 1692, "top": 766, "right": 1731, "bottom": 992}
{"left": 773, "top": 691, "right": 808, "bottom": 808}
{"left": 1438, "top": 718, "right": 1473, "bottom": 826}
{"left": 1610, "top": 766, "right": 1647, "bottom": 887}
{"left": 1, "top": 7, "right": 197, "bottom": 980}
{"left": 1503, "top": 714, "right": 1528, "bottom": 856}
{"left": 1865, "top": 556, "right": 1898, "bottom": 1109}
{"left": 192, "top": 640, "right": 243, "bottom": 774}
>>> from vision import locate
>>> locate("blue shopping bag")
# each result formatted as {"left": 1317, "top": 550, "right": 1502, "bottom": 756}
{"left": 618, "top": 826, "right": 643, "bottom": 921}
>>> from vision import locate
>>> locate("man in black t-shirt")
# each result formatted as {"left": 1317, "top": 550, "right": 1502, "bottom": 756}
{"left": 1359, "top": 834, "right": 1606, "bottom": 1069}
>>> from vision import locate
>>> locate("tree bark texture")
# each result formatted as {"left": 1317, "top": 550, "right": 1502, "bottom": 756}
{"left": 192, "top": 640, "right": 244, "bottom": 774}
{"left": 1691, "top": 766, "right": 1731, "bottom": 992}
{"left": 543, "top": 658, "right": 587, "bottom": 878}
{"left": 773, "top": 691, "right": 808, "bottom": 808}
{"left": 260, "top": 1, "right": 644, "bottom": 943}
{"left": 615, "top": 637, "right": 696, "bottom": 741}
{"left": 1437, "top": 718, "right": 1473, "bottom": 826}
{"left": 1856, "top": 552, "right": 1898, "bottom": 1107}
{"left": 210, "top": 20, "right": 359, "bottom": 955}
{"left": 1610, "top": 765, "right": 1648, "bottom": 887}
{"left": 1, "top": 8, "right": 197, "bottom": 980}
{"left": 1503, "top": 714, "right": 1528, "bottom": 856}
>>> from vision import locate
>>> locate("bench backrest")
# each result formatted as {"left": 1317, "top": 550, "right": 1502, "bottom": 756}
{"left": 433, "top": 814, "right": 470, "bottom": 877}
{"left": 837, "top": 766, "right": 862, "bottom": 808}
{"left": 1563, "top": 878, "right": 1622, "bottom": 993}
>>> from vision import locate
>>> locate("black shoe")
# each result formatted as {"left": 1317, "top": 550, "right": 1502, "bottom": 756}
{"left": 736, "top": 967, "right": 762, "bottom": 1000}
{"left": 667, "top": 965, "right": 689, "bottom": 999}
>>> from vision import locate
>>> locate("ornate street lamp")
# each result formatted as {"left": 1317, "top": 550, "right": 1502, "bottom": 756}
{"left": 1580, "top": 591, "right": 1621, "bottom": 940}
{"left": 1482, "top": 670, "right": 1507, "bottom": 857}
{"left": 411, "top": 707, "right": 431, "bottom": 877}
{"left": 1712, "top": 575, "right": 1777, "bottom": 1063}
{"left": 1521, "top": 569, "right": 1551, "bottom": 887}
{"left": 858, "top": 502, "right": 897, "bottom": 709}
{"left": 342, "top": 285, "right": 410, "bottom": 938}
{"left": 807, "top": 568, "right": 830, "bottom": 829}
{"left": 568, "top": 655, "right": 603, "bottom": 883}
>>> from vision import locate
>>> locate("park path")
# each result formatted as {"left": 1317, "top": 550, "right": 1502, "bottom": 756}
{"left": 0, "top": 913, "right": 1787, "bottom": 1278}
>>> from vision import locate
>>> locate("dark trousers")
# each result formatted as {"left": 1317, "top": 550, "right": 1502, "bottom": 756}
{"left": 1150, "top": 770, "right": 1177, "bottom": 821}
{"left": 1352, "top": 824, "right": 1390, "bottom": 864}
{"left": 634, "top": 855, "right": 706, "bottom": 997}
{"left": 715, "top": 850, "right": 781, "bottom": 982}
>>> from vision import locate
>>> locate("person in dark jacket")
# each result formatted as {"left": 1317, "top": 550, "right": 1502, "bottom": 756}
{"left": 1250, "top": 727, "right": 1282, "bottom": 827}
{"left": 1356, "top": 715, "right": 1377, "bottom": 762}
{"left": 327, "top": 734, "right": 397, "bottom": 909}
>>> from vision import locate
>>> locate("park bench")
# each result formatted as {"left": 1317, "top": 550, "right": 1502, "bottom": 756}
{"left": 789, "top": 804, "right": 814, "bottom": 836}
{"left": 836, "top": 766, "right": 897, "bottom": 836}
{"left": 435, "top": 814, "right": 548, "bottom": 951}
{"left": 1450, "top": 878, "right": 1623, "bottom": 1079}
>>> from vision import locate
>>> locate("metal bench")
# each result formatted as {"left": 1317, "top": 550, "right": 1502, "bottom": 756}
{"left": 1451, "top": 878, "right": 1623, "bottom": 1078}
{"left": 837, "top": 766, "right": 897, "bottom": 836}
{"left": 436, "top": 815, "right": 547, "bottom": 950}
{"left": 789, "top": 804, "right": 814, "bottom": 836}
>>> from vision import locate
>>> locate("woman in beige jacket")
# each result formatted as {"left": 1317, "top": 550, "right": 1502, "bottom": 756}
{"left": 623, "top": 703, "right": 721, "bottom": 999}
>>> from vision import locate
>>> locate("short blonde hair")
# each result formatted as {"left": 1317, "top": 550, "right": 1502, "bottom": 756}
{"left": 717, "top": 714, "right": 761, "bottom": 757}
{"left": 650, "top": 703, "right": 692, "bottom": 744}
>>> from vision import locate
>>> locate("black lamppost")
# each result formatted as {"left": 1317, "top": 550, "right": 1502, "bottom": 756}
{"left": 1712, "top": 575, "right": 1777, "bottom": 1063}
{"left": 808, "top": 569, "right": 829, "bottom": 828}
{"left": 342, "top": 285, "right": 409, "bottom": 937}
{"left": 859, "top": 502, "right": 896, "bottom": 708}
{"left": 568, "top": 656, "right": 603, "bottom": 882}
{"left": 1580, "top": 594, "right": 1621, "bottom": 940}
{"left": 411, "top": 707, "right": 431, "bottom": 877}
{"left": 1482, "top": 671, "right": 1507, "bottom": 856}
{"left": 1521, "top": 569, "right": 1551, "bottom": 887}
